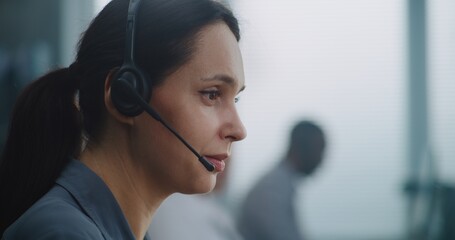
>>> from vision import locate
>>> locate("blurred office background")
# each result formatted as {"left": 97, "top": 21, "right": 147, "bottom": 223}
{"left": 0, "top": 0, "right": 453, "bottom": 240}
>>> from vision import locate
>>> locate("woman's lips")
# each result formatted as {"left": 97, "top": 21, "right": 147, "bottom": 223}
{"left": 204, "top": 156, "right": 226, "bottom": 172}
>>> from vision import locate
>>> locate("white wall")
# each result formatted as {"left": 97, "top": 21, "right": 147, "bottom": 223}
{"left": 229, "top": 1, "right": 407, "bottom": 239}
{"left": 428, "top": 0, "right": 455, "bottom": 186}
{"left": 60, "top": 0, "right": 93, "bottom": 66}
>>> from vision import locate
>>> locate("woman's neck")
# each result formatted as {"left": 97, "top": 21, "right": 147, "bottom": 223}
{"left": 80, "top": 145, "right": 167, "bottom": 239}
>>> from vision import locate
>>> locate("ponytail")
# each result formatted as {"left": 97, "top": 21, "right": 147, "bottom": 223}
{"left": 0, "top": 68, "right": 82, "bottom": 232}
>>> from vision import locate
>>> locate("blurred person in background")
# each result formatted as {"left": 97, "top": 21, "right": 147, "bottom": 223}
{"left": 148, "top": 158, "right": 243, "bottom": 240}
{"left": 237, "top": 120, "right": 326, "bottom": 240}
{"left": 0, "top": 0, "right": 247, "bottom": 239}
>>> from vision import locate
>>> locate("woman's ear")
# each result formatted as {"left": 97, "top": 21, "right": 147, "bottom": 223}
{"left": 104, "top": 69, "right": 135, "bottom": 125}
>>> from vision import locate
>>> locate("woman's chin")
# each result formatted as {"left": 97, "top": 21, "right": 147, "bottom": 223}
{"left": 181, "top": 175, "right": 217, "bottom": 194}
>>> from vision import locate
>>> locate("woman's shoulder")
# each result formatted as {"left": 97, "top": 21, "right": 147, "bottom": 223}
{"left": 3, "top": 185, "right": 104, "bottom": 240}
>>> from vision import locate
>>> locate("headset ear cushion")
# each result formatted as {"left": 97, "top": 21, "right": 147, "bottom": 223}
{"left": 111, "top": 66, "right": 151, "bottom": 117}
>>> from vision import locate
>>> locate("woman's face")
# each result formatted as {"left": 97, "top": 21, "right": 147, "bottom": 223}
{"left": 130, "top": 22, "right": 246, "bottom": 194}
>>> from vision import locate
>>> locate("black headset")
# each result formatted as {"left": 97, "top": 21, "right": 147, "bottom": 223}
{"left": 111, "top": 0, "right": 150, "bottom": 117}
{"left": 109, "top": 0, "right": 215, "bottom": 172}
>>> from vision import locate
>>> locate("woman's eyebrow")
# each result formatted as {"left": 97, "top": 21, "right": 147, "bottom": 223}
{"left": 201, "top": 74, "right": 246, "bottom": 93}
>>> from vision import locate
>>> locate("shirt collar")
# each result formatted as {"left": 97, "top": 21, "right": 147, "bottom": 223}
{"left": 56, "top": 159, "right": 149, "bottom": 240}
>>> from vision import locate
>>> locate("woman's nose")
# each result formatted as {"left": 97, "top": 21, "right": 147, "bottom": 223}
{"left": 220, "top": 108, "right": 247, "bottom": 142}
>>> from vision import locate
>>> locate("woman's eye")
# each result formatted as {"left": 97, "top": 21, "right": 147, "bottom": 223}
{"left": 200, "top": 90, "right": 221, "bottom": 101}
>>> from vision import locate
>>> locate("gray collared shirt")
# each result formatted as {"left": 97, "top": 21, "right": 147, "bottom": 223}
{"left": 3, "top": 159, "right": 150, "bottom": 240}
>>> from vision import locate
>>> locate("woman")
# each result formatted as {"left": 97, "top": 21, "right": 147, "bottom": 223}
{"left": 0, "top": 0, "right": 246, "bottom": 239}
